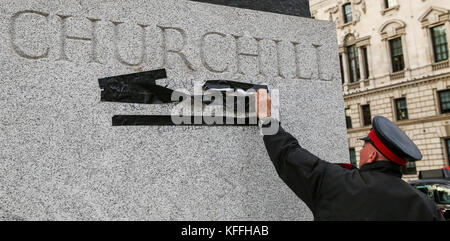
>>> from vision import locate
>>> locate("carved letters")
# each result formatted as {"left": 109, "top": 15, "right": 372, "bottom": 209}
{"left": 200, "top": 32, "right": 228, "bottom": 73}
{"left": 8, "top": 10, "right": 334, "bottom": 81}
{"left": 10, "top": 10, "right": 50, "bottom": 59}
{"left": 57, "top": 15, "right": 101, "bottom": 63}
{"left": 232, "top": 35, "right": 265, "bottom": 76}
{"left": 112, "top": 22, "right": 149, "bottom": 66}
{"left": 158, "top": 26, "right": 195, "bottom": 71}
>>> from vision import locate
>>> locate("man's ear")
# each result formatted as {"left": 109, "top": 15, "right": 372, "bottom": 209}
{"left": 367, "top": 151, "right": 378, "bottom": 163}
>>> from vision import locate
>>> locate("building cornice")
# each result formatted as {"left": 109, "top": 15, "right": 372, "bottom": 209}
{"left": 344, "top": 72, "right": 450, "bottom": 100}
{"left": 347, "top": 113, "right": 450, "bottom": 134}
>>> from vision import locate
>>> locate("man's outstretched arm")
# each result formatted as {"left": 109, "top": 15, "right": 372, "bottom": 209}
{"left": 262, "top": 124, "right": 330, "bottom": 211}
{"left": 255, "top": 89, "right": 331, "bottom": 211}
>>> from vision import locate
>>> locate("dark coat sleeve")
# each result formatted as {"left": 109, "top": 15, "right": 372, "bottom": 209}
{"left": 263, "top": 126, "right": 345, "bottom": 212}
{"left": 263, "top": 125, "right": 337, "bottom": 212}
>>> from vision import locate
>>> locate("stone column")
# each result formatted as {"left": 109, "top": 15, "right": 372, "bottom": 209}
{"left": 358, "top": 47, "right": 366, "bottom": 80}
{"left": 446, "top": 21, "right": 450, "bottom": 61}
{"left": 384, "top": 39, "right": 393, "bottom": 75}
{"left": 341, "top": 50, "right": 350, "bottom": 92}
{"left": 358, "top": 47, "right": 366, "bottom": 89}
{"left": 425, "top": 27, "right": 435, "bottom": 65}
{"left": 366, "top": 45, "right": 375, "bottom": 88}
{"left": 401, "top": 35, "right": 411, "bottom": 79}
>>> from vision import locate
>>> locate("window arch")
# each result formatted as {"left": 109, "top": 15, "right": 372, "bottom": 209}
{"left": 379, "top": 20, "right": 408, "bottom": 78}
{"left": 339, "top": 32, "right": 372, "bottom": 89}
{"left": 344, "top": 33, "right": 357, "bottom": 46}
{"left": 418, "top": 7, "right": 450, "bottom": 68}
{"left": 379, "top": 19, "right": 406, "bottom": 40}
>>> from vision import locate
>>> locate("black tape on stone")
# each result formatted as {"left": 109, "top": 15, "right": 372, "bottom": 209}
{"left": 112, "top": 115, "right": 258, "bottom": 126}
{"left": 203, "top": 80, "right": 268, "bottom": 92}
{"left": 100, "top": 69, "right": 268, "bottom": 114}
{"left": 99, "top": 69, "right": 186, "bottom": 104}
{"left": 202, "top": 80, "right": 268, "bottom": 112}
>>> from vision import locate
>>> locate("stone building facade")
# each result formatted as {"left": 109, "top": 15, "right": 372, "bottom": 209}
{"left": 310, "top": 0, "right": 450, "bottom": 180}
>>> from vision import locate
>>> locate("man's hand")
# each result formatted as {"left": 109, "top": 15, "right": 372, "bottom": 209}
{"left": 255, "top": 89, "right": 271, "bottom": 119}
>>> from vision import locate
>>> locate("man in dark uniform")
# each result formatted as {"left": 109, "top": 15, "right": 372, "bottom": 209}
{"left": 255, "top": 89, "right": 445, "bottom": 221}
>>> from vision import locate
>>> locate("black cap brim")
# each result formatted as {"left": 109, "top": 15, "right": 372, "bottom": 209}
{"left": 359, "top": 136, "right": 370, "bottom": 142}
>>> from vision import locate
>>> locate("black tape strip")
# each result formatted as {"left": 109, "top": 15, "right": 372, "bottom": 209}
{"left": 99, "top": 69, "right": 268, "bottom": 106}
{"left": 99, "top": 69, "right": 176, "bottom": 104}
{"left": 203, "top": 80, "right": 268, "bottom": 92}
{"left": 112, "top": 115, "right": 258, "bottom": 126}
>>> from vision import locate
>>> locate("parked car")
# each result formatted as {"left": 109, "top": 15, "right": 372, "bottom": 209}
{"left": 409, "top": 168, "right": 450, "bottom": 220}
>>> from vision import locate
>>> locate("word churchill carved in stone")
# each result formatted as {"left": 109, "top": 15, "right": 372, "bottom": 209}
{"left": 9, "top": 9, "right": 334, "bottom": 81}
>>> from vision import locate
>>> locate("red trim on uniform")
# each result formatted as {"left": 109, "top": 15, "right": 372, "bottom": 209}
{"left": 368, "top": 129, "right": 408, "bottom": 166}
{"left": 335, "top": 163, "right": 354, "bottom": 170}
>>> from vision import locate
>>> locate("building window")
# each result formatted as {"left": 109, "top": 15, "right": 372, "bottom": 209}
{"left": 431, "top": 25, "right": 449, "bottom": 63}
{"left": 401, "top": 161, "right": 417, "bottom": 175}
{"left": 395, "top": 98, "right": 409, "bottom": 121}
{"left": 345, "top": 108, "right": 352, "bottom": 129}
{"left": 384, "top": 0, "right": 397, "bottom": 9}
{"left": 343, "top": 3, "right": 352, "bottom": 24}
{"left": 339, "top": 54, "right": 345, "bottom": 84}
{"left": 347, "top": 45, "right": 360, "bottom": 82}
{"left": 438, "top": 90, "right": 450, "bottom": 114}
{"left": 389, "top": 37, "right": 405, "bottom": 72}
{"left": 349, "top": 148, "right": 357, "bottom": 166}
{"left": 361, "top": 46, "right": 370, "bottom": 79}
{"left": 361, "top": 104, "right": 371, "bottom": 126}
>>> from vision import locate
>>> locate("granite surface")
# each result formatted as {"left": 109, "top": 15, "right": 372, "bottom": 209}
{"left": 189, "top": 0, "right": 311, "bottom": 18}
{"left": 0, "top": 0, "right": 347, "bottom": 220}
